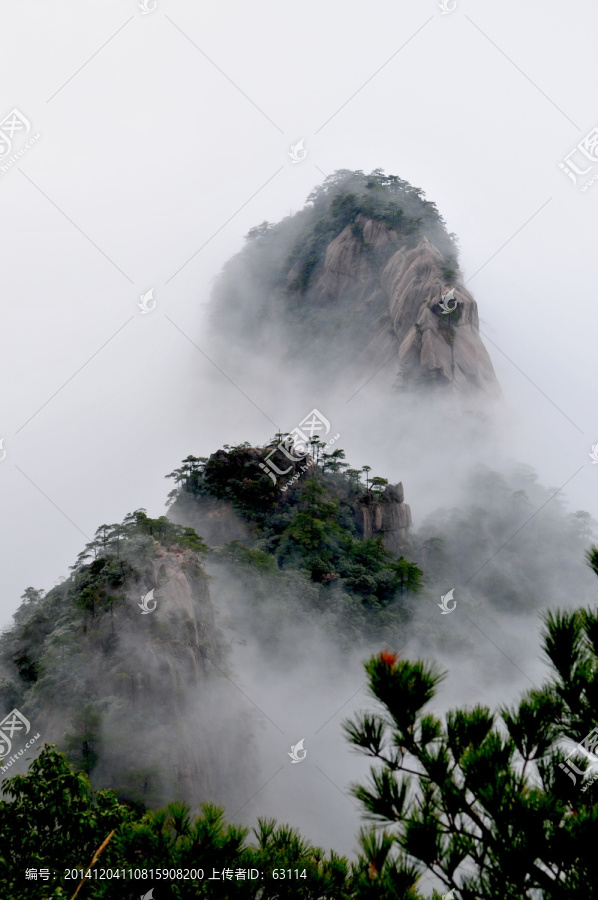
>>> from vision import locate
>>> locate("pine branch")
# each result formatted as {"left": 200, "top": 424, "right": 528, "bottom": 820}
{"left": 70, "top": 829, "right": 115, "bottom": 899}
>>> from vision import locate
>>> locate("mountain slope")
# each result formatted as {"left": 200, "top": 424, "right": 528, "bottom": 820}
{"left": 210, "top": 169, "right": 499, "bottom": 396}
{"left": 0, "top": 512, "right": 254, "bottom": 809}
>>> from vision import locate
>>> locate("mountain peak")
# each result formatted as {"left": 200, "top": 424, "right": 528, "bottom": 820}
{"left": 211, "top": 169, "right": 499, "bottom": 398}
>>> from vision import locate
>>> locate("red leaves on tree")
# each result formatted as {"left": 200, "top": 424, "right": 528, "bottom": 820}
{"left": 379, "top": 649, "right": 398, "bottom": 668}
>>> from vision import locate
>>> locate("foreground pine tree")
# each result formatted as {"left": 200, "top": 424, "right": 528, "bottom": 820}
{"left": 344, "top": 548, "right": 598, "bottom": 899}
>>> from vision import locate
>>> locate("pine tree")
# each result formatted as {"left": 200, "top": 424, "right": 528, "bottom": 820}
{"left": 344, "top": 547, "right": 598, "bottom": 899}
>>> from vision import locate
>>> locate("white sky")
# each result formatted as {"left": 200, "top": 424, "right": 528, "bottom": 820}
{"left": 2, "top": 0, "right": 598, "bottom": 865}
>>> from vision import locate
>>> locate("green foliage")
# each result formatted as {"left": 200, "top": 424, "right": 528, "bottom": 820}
{"left": 387, "top": 558, "right": 424, "bottom": 596}
{"left": 0, "top": 746, "right": 133, "bottom": 898}
{"left": 351, "top": 828, "right": 423, "bottom": 899}
{"left": 167, "top": 447, "right": 277, "bottom": 519}
{"left": 344, "top": 592, "right": 598, "bottom": 898}
{"left": 10, "top": 599, "right": 598, "bottom": 897}
{"left": 6, "top": 588, "right": 54, "bottom": 689}
{"left": 369, "top": 477, "right": 389, "bottom": 495}
{"left": 73, "top": 510, "right": 208, "bottom": 576}
{"left": 323, "top": 448, "right": 348, "bottom": 474}
{"left": 244, "top": 220, "right": 274, "bottom": 241}
{"left": 167, "top": 444, "right": 424, "bottom": 608}
{"left": 441, "top": 259, "right": 458, "bottom": 285}
{"left": 74, "top": 556, "right": 130, "bottom": 617}
{"left": 215, "top": 540, "right": 278, "bottom": 573}
{"left": 0, "top": 745, "right": 428, "bottom": 898}
{"left": 586, "top": 544, "right": 598, "bottom": 578}
{"left": 283, "top": 169, "right": 456, "bottom": 296}
{"left": 64, "top": 703, "right": 103, "bottom": 773}
{"left": 12, "top": 587, "right": 45, "bottom": 625}
{"left": 64, "top": 511, "right": 206, "bottom": 624}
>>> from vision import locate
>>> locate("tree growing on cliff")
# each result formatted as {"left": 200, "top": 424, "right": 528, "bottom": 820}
{"left": 370, "top": 476, "right": 389, "bottom": 495}
{"left": 387, "top": 557, "right": 424, "bottom": 596}
{"left": 323, "top": 448, "right": 348, "bottom": 474}
{"left": 344, "top": 551, "right": 598, "bottom": 898}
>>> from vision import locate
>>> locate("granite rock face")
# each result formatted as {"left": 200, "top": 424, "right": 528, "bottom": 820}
{"left": 131, "top": 545, "right": 219, "bottom": 689}
{"left": 305, "top": 219, "right": 499, "bottom": 396}
{"left": 10, "top": 538, "right": 248, "bottom": 810}
{"left": 308, "top": 214, "right": 402, "bottom": 305}
{"left": 373, "top": 238, "right": 498, "bottom": 394}
{"left": 352, "top": 482, "right": 412, "bottom": 555}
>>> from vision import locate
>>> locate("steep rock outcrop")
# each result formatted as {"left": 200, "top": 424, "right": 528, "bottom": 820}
{"left": 305, "top": 220, "right": 499, "bottom": 395}
{"left": 371, "top": 238, "right": 498, "bottom": 394}
{"left": 0, "top": 537, "right": 255, "bottom": 809}
{"left": 119, "top": 545, "right": 220, "bottom": 695}
{"left": 352, "top": 482, "right": 412, "bottom": 555}
{"left": 308, "top": 214, "right": 402, "bottom": 304}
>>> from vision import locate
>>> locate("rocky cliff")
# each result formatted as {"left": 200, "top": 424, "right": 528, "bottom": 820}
{"left": 0, "top": 514, "right": 253, "bottom": 809}
{"left": 352, "top": 482, "right": 412, "bottom": 555}
{"left": 317, "top": 226, "right": 499, "bottom": 395}
{"left": 211, "top": 169, "right": 499, "bottom": 398}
